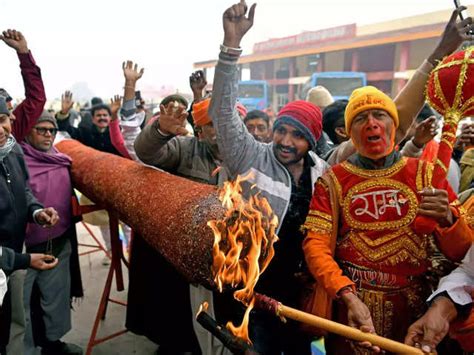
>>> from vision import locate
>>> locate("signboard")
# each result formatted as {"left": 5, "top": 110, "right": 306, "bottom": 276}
{"left": 253, "top": 24, "right": 356, "bottom": 54}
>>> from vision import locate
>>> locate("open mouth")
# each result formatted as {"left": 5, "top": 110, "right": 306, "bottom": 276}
{"left": 367, "top": 135, "right": 381, "bottom": 142}
{"left": 278, "top": 147, "right": 295, "bottom": 155}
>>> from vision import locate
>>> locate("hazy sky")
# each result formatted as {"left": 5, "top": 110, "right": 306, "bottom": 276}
{"left": 1, "top": 0, "right": 474, "bottom": 102}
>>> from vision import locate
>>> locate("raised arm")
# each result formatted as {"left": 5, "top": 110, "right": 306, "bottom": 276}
{"left": 109, "top": 94, "right": 132, "bottom": 159}
{"left": 55, "top": 91, "right": 81, "bottom": 140}
{"left": 394, "top": 6, "right": 474, "bottom": 142}
{"left": 1, "top": 29, "right": 46, "bottom": 142}
{"left": 134, "top": 103, "right": 189, "bottom": 170}
{"left": 121, "top": 60, "right": 144, "bottom": 116}
{"left": 209, "top": 0, "right": 263, "bottom": 177}
{"left": 327, "top": 7, "right": 474, "bottom": 165}
{"left": 116, "top": 60, "right": 146, "bottom": 161}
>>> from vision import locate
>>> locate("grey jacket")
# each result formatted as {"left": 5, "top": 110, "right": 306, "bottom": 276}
{"left": 134, "top": 120, "right": 229, "bottom": 185}
{"left": 209, "top": 52, "right": 329, "bottom": 229}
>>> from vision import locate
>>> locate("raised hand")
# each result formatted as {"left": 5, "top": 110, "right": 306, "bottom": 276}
{"left": 122, "top": 60, "right": 145, "bottom": 83}
{"left": 412, "top": 116, "right": 439, "bottom": 148}
{"left": 0, "top": 29, "right": 29, "bottom": 54}
{"left": 429, "top": 6, "right": 474, "bottom": 64}
{"left": 223, "top": 0, "right": 257, "bottom": 48}
{"left": 157, "top": 102, "right": 189, "bottom": 136}
{"left": 190, "top": 70, "right": 207, "bottom": 101}
{"left": 110, "top": 95, "right": 122, "bottom": 120}
{"left": 60, "top": 91, "right": 74, "bottom": 115}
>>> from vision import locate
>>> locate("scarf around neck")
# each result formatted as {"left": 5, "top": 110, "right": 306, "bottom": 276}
{"left": 0, "top": 135, "right": 16, "bottom": 161}
{"left": 21, "top": 142, "right": 73, "bottom": 246}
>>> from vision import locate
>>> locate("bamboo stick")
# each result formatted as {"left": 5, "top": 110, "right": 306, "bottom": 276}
{"left": 278, "top": 303, "right": 425, "bottom": 354}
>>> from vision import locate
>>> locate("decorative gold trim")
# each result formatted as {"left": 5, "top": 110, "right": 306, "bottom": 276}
{"left": 303, "top": 216, "right": 332, "bottom": 232}
{"left": 460, "top": 95, "right": 474, "bottom": 113}
{"left": 329, "top": 170, "right": 344, "bottom": 205}
{"left": 343, "top": 179, "right": 418, "bottom": 231}
{"left": 435, "top": 159, "right": 448, "bottom": 174}
{"left": 440, "top": 138, "right": 454, "bottom": 150}
{"left": 450, "top": 199, "right": 461, "bottom": 207}
{"left": 423, "top": 162, "right": 434, "bottom": 187}
{"left": 302, "top": 226, "right": 333, "bottom": 235}
{"left": 426, "top": 94, "right": 445, "bottom": 116}
{"left": 453, "top": 49, "right": 472, "bottom": 109}
{"left": 432, "top": 57, "right": 474, "bottom": 72}
{"left": 416, "top": 160, "right": 424, "bottom": 191}
{"left": 307, "top": 209, "right": 332, "bottom": 222}
{"left": 344, "top": 228, "right": 427, "bottom": 265}
{"left": 444, "top": 112, "right": 462, "bottom": 127}
{"left": 433, "top": 70, "right": 450, "bottom": 110}
{"left": 442, "top": 131, "right": 457, "bottom": 139}
{"left": 341, "top": 158, "right": 407, "bottom": 178}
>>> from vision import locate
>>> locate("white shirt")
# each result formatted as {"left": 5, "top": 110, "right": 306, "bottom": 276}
{"left": 428, "top": 244, "right": 474, "bottom": 306}
{"left": 0, "top": 247, "right": 7, "bottom": 306}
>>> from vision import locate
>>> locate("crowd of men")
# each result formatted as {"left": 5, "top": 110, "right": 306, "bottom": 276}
{"left": 1, "top": 1, "right": 474, "bottom": 354}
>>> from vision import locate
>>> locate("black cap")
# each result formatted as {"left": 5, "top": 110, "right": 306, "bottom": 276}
{"left": 0, "top": 88, "right": 12, "bottom": 102}
{"left": 91, "top": 97, "right": 103, "bottom": 106}
{"left": 0, "top": 97, "right": 9, "bottom": 115}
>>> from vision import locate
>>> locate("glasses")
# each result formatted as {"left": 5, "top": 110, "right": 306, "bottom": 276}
{"left": 34, "top": 127, "right": 58, "bottom": 136}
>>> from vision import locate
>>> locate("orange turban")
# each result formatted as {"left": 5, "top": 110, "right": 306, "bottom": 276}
{"left": 192, "top": 98, "right": 212, "bottom": 127}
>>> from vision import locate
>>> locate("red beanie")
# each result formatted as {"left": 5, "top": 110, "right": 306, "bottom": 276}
{"left": 274, "top": 100, "right": 322, "bottom": 148}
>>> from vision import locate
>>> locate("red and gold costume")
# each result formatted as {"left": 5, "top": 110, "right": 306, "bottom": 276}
{"left": 303, "top": 157, "right": 473, "bottom": 353}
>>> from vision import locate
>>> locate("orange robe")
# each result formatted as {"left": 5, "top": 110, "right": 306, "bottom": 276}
{"left": 302, "top": 157, "right": 473, "bottom": 353}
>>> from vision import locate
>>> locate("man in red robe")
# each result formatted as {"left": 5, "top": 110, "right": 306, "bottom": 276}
{"left": 302, "top": 86, "right": 473, "bottom": 354}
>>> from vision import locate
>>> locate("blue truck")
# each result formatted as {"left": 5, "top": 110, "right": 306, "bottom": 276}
{"left": 302, "top": 71, "right": 367, "bottom": 101}
{"left": 237, "top": 80, "right": 269, "bottom": 111}
{"left": 238, "top": 72, "right": 367, "bottom": 112}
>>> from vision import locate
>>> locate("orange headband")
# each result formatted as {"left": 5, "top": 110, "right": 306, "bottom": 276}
{"left": 192, "top": 98, "right": 212, "bottom": 127}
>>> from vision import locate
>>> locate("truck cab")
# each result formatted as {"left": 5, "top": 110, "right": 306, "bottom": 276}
{"left": 301, "top": 72, "right": 367, "bottom": 101}
{"left": 237, "top": 80, "right": 269, "bottom": 111}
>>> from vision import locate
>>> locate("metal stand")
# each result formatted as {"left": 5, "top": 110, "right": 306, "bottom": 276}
{"left": 72, "top": 197, "right": 109, "bottom": 258}
{"left": 72, "top": 202, "right": 129, "bottom": 355}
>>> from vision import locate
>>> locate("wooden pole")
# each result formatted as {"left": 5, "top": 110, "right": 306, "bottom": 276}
{"left": 278, "top": 304, "right": 425, "bottom": 354}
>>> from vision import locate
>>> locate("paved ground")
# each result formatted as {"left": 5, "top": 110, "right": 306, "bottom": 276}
{"left": 62, "top": 223, "right": 157, "bottom": 355}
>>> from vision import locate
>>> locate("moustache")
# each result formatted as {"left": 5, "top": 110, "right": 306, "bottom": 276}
{"left": 276, "top": 144, "right": 297, "bottom": 154}
{"left": 98, "top": 119, "right": 109, "bottom": 124}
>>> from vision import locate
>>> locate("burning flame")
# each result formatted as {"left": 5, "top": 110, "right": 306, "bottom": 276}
{"left": 208, "top": 173, "right": 279, "bottom": 343}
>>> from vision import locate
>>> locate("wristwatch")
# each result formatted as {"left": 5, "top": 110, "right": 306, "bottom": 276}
{"left": 220, "top": 44, "right": 242, "bottom": 56}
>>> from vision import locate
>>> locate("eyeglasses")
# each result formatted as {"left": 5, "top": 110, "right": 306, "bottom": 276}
{"left": 34, "top": 127, "right": 58, "bottom": 136}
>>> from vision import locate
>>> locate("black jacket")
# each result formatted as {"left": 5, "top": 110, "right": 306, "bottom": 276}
{"left": 0, "top": 144, "right": 43, "bottom": 252}
{"left": 57, "top": 116, "right": 120, "bottom": 155}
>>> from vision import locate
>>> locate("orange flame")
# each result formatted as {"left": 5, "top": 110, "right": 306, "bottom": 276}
{"left": 208, "top": 173, "right": 279, "bottom": 343}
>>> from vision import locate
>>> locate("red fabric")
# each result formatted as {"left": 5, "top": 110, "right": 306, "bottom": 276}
{"left": 11, "top": 51, "right": 47, "bottom": 142}
{"left": 305, "top": 158, "right": 469, "bottom": 289}
{"left": 109, "top": 119, "right": 132, "bottom": 160}
{"left": 426, "top": 49, "right": 474, "bottom": 117}
{"left": 304, "top": 157, "right": 473, "bottom": 346}
{"left": 415, "top": 48, "right": 474, "bottom": 234}
{"left": 420, "top": 140, "right": 438, "bottom": 163}
{"left": 450, "top": 292, "right": 474, "bottom": 352}
{"left": 277, "top": 100, "right": 322, "bottom": 141}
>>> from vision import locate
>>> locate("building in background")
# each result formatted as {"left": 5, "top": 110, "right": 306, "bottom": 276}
{"left": 194, "top": 6, "right": 474, "bottom": 111}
